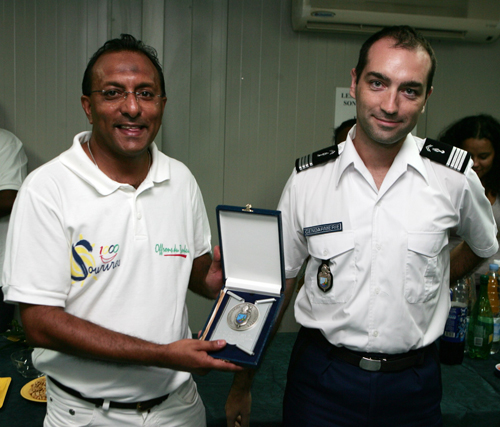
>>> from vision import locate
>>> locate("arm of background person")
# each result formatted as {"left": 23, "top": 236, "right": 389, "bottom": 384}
{"left": 449, "top": 240, "right": 488, "bottom": 283}
{"left": 224, "top": 277, "right": 297, "bottom": 427}
{"left": 0, "top": 190, "right": 18, "bottom": 218}
{"left": 20, "top": 302, "right": 243, "bottom": 375}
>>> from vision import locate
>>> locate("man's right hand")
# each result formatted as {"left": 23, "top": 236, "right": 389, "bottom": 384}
{"left": 20, "top": 304, "right": 243, "bottom": 375}
{"left": 162, "top": 339, "right": 244, "bottom": 375}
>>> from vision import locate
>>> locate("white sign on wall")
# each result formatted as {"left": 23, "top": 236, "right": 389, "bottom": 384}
{"left": 334, "top": 87, "right": 356, "bottom": 129}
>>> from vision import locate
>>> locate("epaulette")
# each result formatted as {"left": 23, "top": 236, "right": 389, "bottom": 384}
{"left": 295, "top": 145, "right": 339, "bottom": 173}
{"left": 420, "top": 138, "right": 471, "bottom": 174}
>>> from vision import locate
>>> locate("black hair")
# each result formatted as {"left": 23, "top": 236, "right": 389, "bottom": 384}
{"left": 354, "top": 26, "right": 436, "bottom": 96}
{"left": 333, "top": 118, "right": 356, "bottom": 144}
{"left": 82, "top": 34, "right": 166, "bottom": 97}
{"left": 439, "top": 114, "right": 500, "bottom": 195}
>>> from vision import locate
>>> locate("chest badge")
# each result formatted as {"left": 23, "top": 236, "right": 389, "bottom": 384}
{"left": 317, "top": 260, "right": 333, "bottom": 293}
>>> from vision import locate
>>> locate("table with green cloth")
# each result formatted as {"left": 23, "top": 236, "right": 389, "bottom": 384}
{"left": 1, "top": 334, "right": 500, "bottom": 426}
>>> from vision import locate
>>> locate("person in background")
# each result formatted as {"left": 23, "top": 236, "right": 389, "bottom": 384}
{"left": 225, "top": 26, "right": 498, "bottom": 427}
{"left": 333, "top": 117, "right": 356, "bottom": 145}
{"left": 0, "top": 129, "right": 27, "bottom": 332}
{"left": 2, "top": 34, "right": 241, "bottom": 427}
{"left": 439, "top": 114, "right": 500, "bottom": 278}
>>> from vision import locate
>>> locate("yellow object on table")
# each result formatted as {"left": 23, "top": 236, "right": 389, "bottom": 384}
{"left": 0, "top": 377, "right": 12, "bottom": 408}
{"left": 20, "top": 376, "right": 46, "bottom": 403}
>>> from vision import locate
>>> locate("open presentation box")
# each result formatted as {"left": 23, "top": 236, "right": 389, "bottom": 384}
{"left": 200, "top": 204, "right": 286, "bottom": 368}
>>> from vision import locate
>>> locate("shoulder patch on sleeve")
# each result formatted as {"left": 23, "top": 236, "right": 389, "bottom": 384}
{"left": 420, "top": 138, "right": 471, "bottom": 174}
{"left": 295, "top": 145, "right": 339, "bottom": 173}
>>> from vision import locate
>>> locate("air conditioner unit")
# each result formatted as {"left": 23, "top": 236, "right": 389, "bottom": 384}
{"left": 291, "top": 0, "right": 500, "bottom": 43}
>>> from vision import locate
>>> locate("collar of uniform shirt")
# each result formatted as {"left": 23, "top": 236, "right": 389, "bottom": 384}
{"left": 334, "top": 132, "right": 429, "bottom": 188}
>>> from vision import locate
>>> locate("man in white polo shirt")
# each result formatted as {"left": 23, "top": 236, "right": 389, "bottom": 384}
{"left": 0, "top": 129, "right": 27, "bottom": 332}
{"left": 2, "top": 34, "right": 241, "bottom": 427}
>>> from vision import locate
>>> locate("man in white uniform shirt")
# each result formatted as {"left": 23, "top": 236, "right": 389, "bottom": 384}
{"left": 226, "top": 26, "right": 497, "bottom": 427}
{"left": 2, "top": 34, "right": 241, "bottom": 427}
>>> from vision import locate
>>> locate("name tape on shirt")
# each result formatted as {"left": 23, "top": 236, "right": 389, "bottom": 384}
{"left": 303, "top": 222, "right": 343, "bottom": 237}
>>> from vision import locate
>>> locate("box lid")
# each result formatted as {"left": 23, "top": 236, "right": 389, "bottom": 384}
{"left": 217, "top": 205, "right": 285, "bottom": 296}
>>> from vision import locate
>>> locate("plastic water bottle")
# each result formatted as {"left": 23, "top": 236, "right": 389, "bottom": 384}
{"left": 491, "top": 261, "right": 500, "bottom": 354}
{"left": 440, "top": 278, "right": 468, "bottom": 364}
{"left": 467, "top": 274, "right": 494, "bottom": 359}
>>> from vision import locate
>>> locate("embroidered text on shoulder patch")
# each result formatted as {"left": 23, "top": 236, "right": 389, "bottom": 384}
{"left": 420, "top": 138, "right": 470, "bottom": 174}
{"left": 295, "top": 145, "right": 339, "bottom": 173}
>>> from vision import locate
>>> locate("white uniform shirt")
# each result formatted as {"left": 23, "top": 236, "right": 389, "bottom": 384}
{"left": 0, "top": 129, "right": 27, "bottom": 278}
{"left": 279, "top": 128, "right": 498, "bottom": 354}
{"left": 3, "top": 132, "right": 211, "bottom": 400}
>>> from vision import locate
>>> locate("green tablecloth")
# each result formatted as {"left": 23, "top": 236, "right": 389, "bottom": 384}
{"left": 1, "top": 334, "right": 500, "bottom": 426}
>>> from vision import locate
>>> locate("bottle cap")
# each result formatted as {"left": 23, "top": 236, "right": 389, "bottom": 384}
{"left": 490, "top": 263, "right": 499, "bottom": 271}
{"left": 495, "top": 363, "right": 500, "bottom": 378}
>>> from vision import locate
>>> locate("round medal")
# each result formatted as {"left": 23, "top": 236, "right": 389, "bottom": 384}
{"left": 227, "top": 302, "right": 259, "bottom": 331}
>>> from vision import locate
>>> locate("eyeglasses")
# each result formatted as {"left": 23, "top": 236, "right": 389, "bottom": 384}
{"left": 91, "top": 89, "right": 164, "bottom": 104}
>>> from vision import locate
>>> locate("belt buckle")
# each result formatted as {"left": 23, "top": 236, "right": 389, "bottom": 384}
{"left": 359, "top": 357, "right": 383, "bottom": 372}
{"left": 136, "top": 400, "right": 155, "bottom": 412}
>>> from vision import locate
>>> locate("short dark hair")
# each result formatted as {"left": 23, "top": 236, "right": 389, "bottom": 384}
{"left": 333, "top": 118, "right": 356, "bottom": 144}
{"left": 82, "top": 34, "right": 166, "bottom": 97}
{"left": 439, "top": 114, "right": 500, "bottom": 195}
{"left": 354, "top": 26, "right": 436, "bottom": 96}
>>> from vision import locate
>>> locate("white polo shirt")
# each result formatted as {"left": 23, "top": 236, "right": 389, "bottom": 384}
{"left": 0, "top": 129, "right": 28, "bottom": 278}
{"left": 279, "top": 128, "right": 498, "bottom": 354}
{"left": 3, "top": 131, "right": 211, "bottom": 401}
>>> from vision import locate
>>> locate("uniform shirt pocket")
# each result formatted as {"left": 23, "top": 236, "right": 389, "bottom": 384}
{"left": 306, "top": 231, "right": 355, "bottom": 304}
{"left": 405, "top": 231, "right": 448, "bottom": 303}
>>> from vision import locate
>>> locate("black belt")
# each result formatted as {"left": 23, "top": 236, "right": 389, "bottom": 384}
{"left": 303, "top": 328, "right": 428, "bottom": 372}
{"left": 48, "top": 377, "right": 170, "bottom": 412}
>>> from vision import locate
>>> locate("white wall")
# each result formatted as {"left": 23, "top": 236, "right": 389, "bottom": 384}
{"left": 2, "top": 0, "right": 500, "bottom": 332}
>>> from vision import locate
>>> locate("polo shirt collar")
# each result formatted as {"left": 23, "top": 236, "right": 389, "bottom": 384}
{"left": 334, "top": 126, "right": 428, "bottom": 187}
{"left": 60, "top": 131, "right": 171, "bottom": 196}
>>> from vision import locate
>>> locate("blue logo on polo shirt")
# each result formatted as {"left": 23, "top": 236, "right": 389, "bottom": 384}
{"left": 71, "top": 234, "right": 121, "bottom": 285}
{"left": 71, "top": 236, "right": 96, "bottom": 283}
{"left": 303, "top": 222, "right": 342, "bottom": 237}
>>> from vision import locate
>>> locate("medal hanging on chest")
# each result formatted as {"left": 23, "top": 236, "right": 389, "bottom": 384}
{"left": 317, "top": 260, "right": 333, "bottom": 293}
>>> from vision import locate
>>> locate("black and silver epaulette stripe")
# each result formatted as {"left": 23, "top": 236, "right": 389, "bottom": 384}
{"left": 420, "top": 138, "right": 471, "bottom": 174}
{"left": 295, "top": 145, "right": 339, "bottom": 173}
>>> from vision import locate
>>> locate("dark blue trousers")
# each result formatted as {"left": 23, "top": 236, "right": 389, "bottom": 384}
{"left": 283, "top": 328, "right": 443, "bottom": 427}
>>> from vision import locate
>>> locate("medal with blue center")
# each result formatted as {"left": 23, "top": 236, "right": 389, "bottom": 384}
{"left": 228, "top": 302, "right": 259, "bottom": 331}
{"left": 317, "top": 260, "right": 332, "bottom": 292}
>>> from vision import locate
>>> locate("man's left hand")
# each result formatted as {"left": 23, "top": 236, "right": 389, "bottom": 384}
{"left": 189, "top": 247, "right": 224, "bottom": 299}
{"left": 205, "top": 245, "right": 224, "bottom": 295}
{"left": 225, "top": 387, "right": 251, "bottom": 427}
{"left": 225, "top": 369, "right": 254, "bottom": 427}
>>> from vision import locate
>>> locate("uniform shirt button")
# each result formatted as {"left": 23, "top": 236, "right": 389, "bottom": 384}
{"left": 375, "top": 287, "right": 380, "bottom": 294}
{"left": 373, "top": 330, "right": 379, "bottom": 337}
{"left": 137, "top": 212, "right": 142, "bottom": 220}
